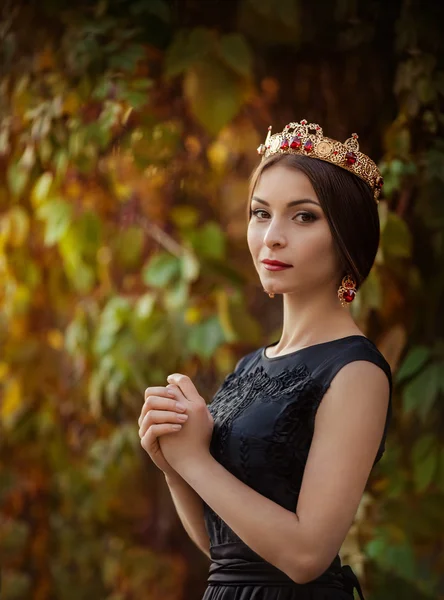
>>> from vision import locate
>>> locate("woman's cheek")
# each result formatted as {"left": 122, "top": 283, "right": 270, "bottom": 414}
{"left": 246, "top": 225, "right": 259, "bottom": 258}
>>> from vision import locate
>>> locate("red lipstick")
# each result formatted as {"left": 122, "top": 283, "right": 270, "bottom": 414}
{"left": 261, "top": 259, "right": 293, "bottom": 271}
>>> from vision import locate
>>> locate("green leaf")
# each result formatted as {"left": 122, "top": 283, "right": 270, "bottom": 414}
{"left": 412, "top": 434, "right": 438, "bottom": 492}
{"left": 228, "top": 294, "right": 261, "bottom": 342}
{"left": 187, "top": 221, "right": 226, "bottom": 260}
{"left": 75, "top": 211, "right": 102, "bottom": 258}
{"left": 164, "top": 28, "right": 214, "bottom": 79}
{"left": 104, "top": 370, "right": 126, "bottom": 409}
{"left": 7, "top": 163, "right": 29, "bottom": 198}
{"left": 31, "top": 172, "right": 53, "bottom": 207}
{"left": 89, "top": 370, "right": 105, "bottom": 417}
{"left": 36, "top": 199, "right": 73, "bottom": 246}
{"left": 395, "top": 345, "right": 431, "bottom": 383}
{"left": 219, "top": 34, "right": 253, "bottom": 78}
{"left": 93, "top": 297, "right": 132, "bottom": 355}
{"left": 184, "top": 58, "right": 245, "bottom": 135}
{"left": 142, "top": 252, "right": 181, "bottom": 287}
{"left": 164, "top": 278, "right": 189, "bottom": 310}
{"left": 109, "top": 44, "right": 145, "bottom": 73}
{"left": 403, "top": 363, "right": 440, "bottom": 421}
{"left": 187, "top": 316, "right": 225, "bottom": 359}
{"left": 132, "top": 78, "right": 154, "bottom": 91}
{"left": 115, "top": 226, "right": 144, "bottom": 267}
{"left": 381, "top": 212, "right": 412, "bottom": 258}
{"left": 135, "top": 293, "right": 156, "bottom": 320}
{"left": 170, "top": 205, "right": 199, "bottom": 228}
{"left": 125, "top": 91, "right": 148, "bottom": 109}
{"left": 65, "top": 315, "right": 89, "bottom": 356}
{"left": 359, "top": 268, "right": 383, "bottom": 309}
{"left": 180, "top": 250, "right": 200, "bottom": 282}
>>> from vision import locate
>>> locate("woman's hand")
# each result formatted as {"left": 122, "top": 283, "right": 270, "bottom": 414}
{"left": 159, "top": 373, "right": 214, "bottom": 475}
{"left": 138, "top": 385, "right": 189, "bottom": 478}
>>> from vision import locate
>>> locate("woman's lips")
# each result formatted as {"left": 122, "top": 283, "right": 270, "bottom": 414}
{"left": 262, "top": 264, "right": 292, "bottom": 271}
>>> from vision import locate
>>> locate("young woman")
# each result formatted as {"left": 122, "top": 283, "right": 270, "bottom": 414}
{"left": 138, "top": 120, "right": 392, "bottom": 600}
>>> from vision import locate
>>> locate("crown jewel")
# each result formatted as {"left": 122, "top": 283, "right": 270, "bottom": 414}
{"left": 257, "top": 120, "right": 383, "bottom": 202}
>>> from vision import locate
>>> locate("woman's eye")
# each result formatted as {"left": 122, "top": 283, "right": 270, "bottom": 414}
{"left": 250, "top": 209, "right": 316, "bottom": 222}
{"left": 296, "top": 212, "right": 316, "bottom": 222}
{"left": 251, "top": 209, "right": 269, "bottom": 219}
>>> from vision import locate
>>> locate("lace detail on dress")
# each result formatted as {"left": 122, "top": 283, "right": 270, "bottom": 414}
{"left": 204, "top": 359, "right": 328, "bottom": 544}
{"left": 208, "top": 361, "right": 325, "bottom": 473}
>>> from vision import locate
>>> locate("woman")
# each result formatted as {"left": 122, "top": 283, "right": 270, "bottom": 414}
{"left": 138, "top": 120, "right": 392, "bottom": 600}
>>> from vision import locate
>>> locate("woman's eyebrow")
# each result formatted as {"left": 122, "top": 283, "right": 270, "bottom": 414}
{"left": 251, "top": 196, "right": 320, "bottom": 208}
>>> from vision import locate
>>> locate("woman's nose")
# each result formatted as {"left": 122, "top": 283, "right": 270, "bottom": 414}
{"left": 263, "top": 223, "right": 286, "bottom": 248}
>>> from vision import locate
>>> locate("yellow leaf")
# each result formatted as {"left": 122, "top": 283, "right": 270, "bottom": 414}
{"left": 47, "top": 329, "right": 64, "bottom": 350}
{"left": 0, "top": 362, "right": 10, "bottom": 381}
{"left": 184, "top": 307, "right": 201, "bottom": 324}
{"left": 63, "top": 92, "right": 80, "bottom": 116}
{"left": 214, "top": 345, "right": 235, "bottom": 374}
{"left": 64, "top": 180, "right": 82, "bottom": 198}
{"left": 31, "top": 172, "right": 53, "bottom": 208}
{"left": 10, "top": 317, "right": 27, "bottom": 339}
{"left": 207, "top": 140, "right": 229, "bottom": 173}
{"left": 1, "top": 377, "right": 23, "bottom": 424}
{"left": 215, "top": 289, "right": 236, "bottom": 341}
{"left": 372, "top": 477, "right": 389, "bottom": 492}
{"left": 0, "top": 213, "right": 12, "bottom": 246}
{"left": 8, "top": 206, "right": 30, "bottom": 247}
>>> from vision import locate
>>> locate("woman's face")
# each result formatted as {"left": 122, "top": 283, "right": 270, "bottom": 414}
{"left": 247, "top": 164, "right": 342, "bottom": 297}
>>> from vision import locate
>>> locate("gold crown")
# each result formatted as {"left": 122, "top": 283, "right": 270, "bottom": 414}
{"left": 257, "top": 119, "right": 384, "bottom": 203}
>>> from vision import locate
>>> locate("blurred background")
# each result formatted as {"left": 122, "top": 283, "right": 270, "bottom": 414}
{"left": 0, "top": 0, "right": 443, "bottom": 598}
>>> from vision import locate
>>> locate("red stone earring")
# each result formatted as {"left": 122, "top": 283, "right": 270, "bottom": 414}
{"left": 337, "top": 274, "right": 357, "bottom": 307}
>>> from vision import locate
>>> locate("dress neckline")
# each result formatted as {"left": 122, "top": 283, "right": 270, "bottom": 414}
{"left": 261, "top": 334, "right": 369, "bottom": 361}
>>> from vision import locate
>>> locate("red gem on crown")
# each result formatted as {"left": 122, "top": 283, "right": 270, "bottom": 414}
{"left": 304, "top": 139, "right": 314, "bottom": 153}
{"left": 345, "top": 151, "right": 358, "bottom": 166}
{"left": 290, "top": 136, "right": 302, "bottom": 149}
{"left": 280, "top": 138, "right": 289, "bottom": 150}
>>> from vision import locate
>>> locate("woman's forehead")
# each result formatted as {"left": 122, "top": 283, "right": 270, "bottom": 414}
{"left": 253, "top": 165, "right": 317, "bottom": 199}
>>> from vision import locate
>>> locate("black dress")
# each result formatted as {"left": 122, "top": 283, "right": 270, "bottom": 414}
{"left": 202, "top": 335, "right": 393, "bottom": 600}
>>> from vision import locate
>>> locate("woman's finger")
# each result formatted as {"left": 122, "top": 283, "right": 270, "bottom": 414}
{"left": 141, "top": 423, "right": 183, "bottom": 451}
{"left": 166, "top": 374, "right": 201, "bottom": 402}
{"left": 138, "top": 393, "right": 186, "bottom": 427}
{"left": 144, "top": 386, "right": 176, "bottom": 401}
{"left": 139, "top": 409, "right": 188, "bottom": 438}
{"left": 165, "top": 384, "right": 188, "bottom": 404}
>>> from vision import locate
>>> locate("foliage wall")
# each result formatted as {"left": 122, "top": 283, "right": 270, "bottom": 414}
{"left": 0, "top": 0, "right": 443, "bottom": 598}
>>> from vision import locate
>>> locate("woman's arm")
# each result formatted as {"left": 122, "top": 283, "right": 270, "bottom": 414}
{"left": 164, "top": 472, "right": 211, "bottom": 559}
{"left": 173, "top": 360, "right": 390, "bottom": 584}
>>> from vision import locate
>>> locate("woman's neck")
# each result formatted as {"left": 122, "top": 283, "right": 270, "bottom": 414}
{"left": 271, "top": 289, "right": 362, "bottom": 355}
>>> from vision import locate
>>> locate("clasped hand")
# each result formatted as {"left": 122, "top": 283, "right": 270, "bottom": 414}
{"left": 138, "top": 373, "right": 214, "bottom": 476}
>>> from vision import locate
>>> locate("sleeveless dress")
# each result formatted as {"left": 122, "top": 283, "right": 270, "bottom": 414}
{"left": 202, "top": 335, "right": 393, "bottom": 600}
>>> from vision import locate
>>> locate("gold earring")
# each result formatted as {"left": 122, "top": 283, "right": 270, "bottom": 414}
{"left": 337, "top": 274, "right": 357, "bottom": 307}
{"left": 264, "top": 289, "right": 275, "bottom": 298}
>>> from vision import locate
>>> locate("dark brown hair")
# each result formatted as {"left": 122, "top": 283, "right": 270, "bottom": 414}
{"left": 248, "top": 154, "right": 380, "bottom": 291}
